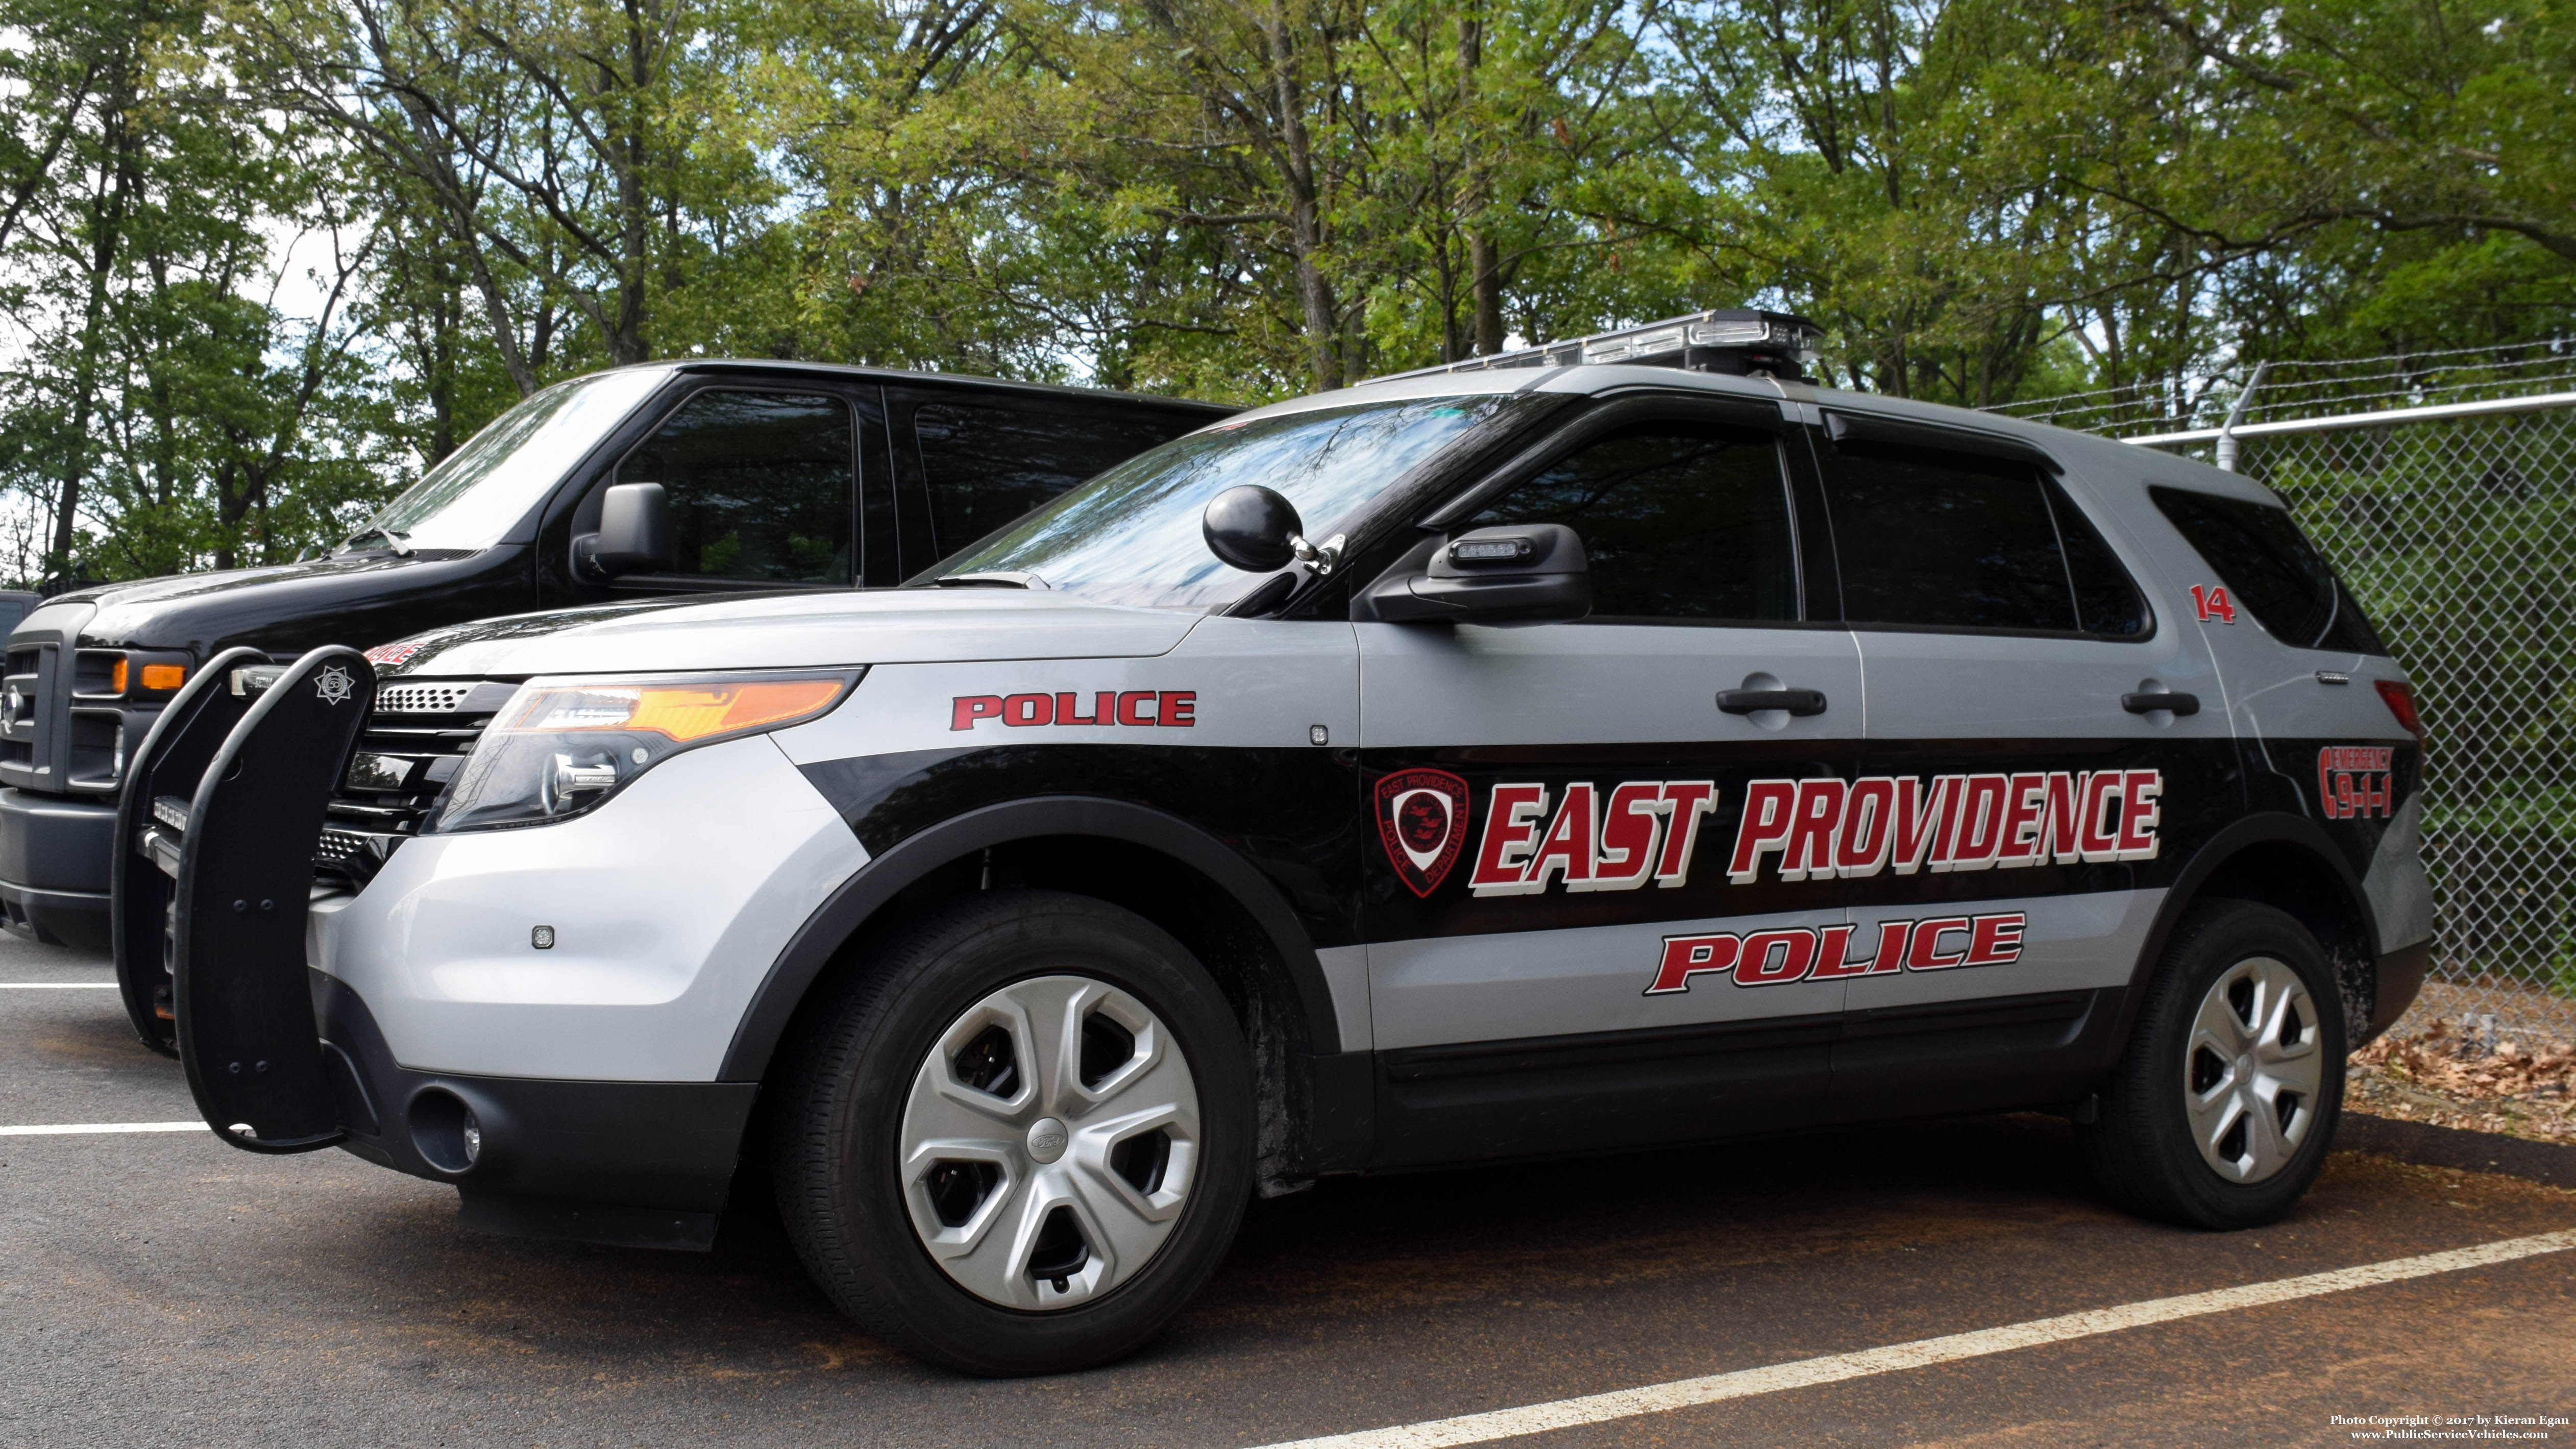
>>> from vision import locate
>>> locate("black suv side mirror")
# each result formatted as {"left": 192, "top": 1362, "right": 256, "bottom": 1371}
{"left": 575, "top": 482, "right": 673, "bottom": 580}
{"left": 1366, "top": 524, "right": 1591, "bottom": 625}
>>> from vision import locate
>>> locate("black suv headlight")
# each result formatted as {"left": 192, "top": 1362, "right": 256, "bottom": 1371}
{"left": 431, "top": 671, "right": 856, "bottom": 832}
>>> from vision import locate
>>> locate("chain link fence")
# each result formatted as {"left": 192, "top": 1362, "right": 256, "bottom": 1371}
{"left": 1997, "top": 342, "right": 2576, "bottom": 1042}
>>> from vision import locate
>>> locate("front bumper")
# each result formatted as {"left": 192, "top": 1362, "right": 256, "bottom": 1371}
{"left": 0, "top": 787, "right": 114, "bottom": 949}
{"left": 296, "top": 735, "right": 865, "bottom": 1245}
{"left": 314, "top": 969, "right": 755, "bottom": 1249}
{"left": 308, "top": 734, "right": 868, "bottom": 1081}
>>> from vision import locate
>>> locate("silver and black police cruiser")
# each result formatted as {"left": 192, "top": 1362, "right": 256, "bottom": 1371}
{"left": 128, "top": 309, "right": 2430, "bottom": 1375}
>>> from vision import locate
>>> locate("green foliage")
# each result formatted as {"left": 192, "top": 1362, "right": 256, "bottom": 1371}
{"left": 0, "top": 0, "right": 2569, "bottom": 584}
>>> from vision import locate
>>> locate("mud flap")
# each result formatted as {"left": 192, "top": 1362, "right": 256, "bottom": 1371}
{"left": 111, "top": 646, "right": 272, "bottom": 1055}
{"left": 172, "top": 647, "right": 376, "bottom": 1152}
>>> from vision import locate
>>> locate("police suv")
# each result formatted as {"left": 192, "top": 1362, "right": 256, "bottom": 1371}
{"left": 128, "top": 310, "right": 2428, "bottom": 1375}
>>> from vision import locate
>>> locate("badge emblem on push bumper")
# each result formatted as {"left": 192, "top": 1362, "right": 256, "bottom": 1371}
{"left": 313, "top": 665, "right": 356, "bottom": 705}
{"left": 1375, "top": 768, "right": 1470, "bottom": 898}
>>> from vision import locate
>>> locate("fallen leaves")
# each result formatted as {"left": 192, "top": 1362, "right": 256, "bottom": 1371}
{"left": 2348, "top": 1019, "right": 2576, "bottom": 1144}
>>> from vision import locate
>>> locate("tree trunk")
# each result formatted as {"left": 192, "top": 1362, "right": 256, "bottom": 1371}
{"left": 51, "top": 54, "right": 137, "bottom": 588}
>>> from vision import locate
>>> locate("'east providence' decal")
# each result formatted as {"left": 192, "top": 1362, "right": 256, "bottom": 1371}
{"left": 1647, "top": 913, "right": 2029, "bottom": 994}
{"left": 1468, "top": 781, "right": 1719, "bottom": 897}
{"left": 1726, "top": 771, "right": 2163, "bottom": 883}
{"left": 1375, "top": 768, "right": 1470, "bottom": 898}
{"left": 1449, "top": 770, "right": 2163, "bottom": 899}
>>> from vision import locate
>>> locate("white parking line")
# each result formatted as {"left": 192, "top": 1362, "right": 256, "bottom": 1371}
{"left": 0, "top": 982, "right": 118, "bottom": 989}
{"left": 1254, "top": 1228, "right": 2576, "bottom": 1449}
{"left": 0, "top": 1121, "right": 208, "bottom": 1136}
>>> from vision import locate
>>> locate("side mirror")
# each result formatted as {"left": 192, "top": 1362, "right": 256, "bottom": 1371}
{"left": 574, "top": 482, "right": 672, "bottom": 580}
{"left": 1365, "top": 524, "right": 1590, "bottom": 625}
{"left": 1202, "top": 485, "right": 1304, "bottom": 572}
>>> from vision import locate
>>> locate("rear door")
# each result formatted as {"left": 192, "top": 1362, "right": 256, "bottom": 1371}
{"left": 890, "top": 389, "right": 1215, "bottom": 579}
{"left": 1811, "top": 410, "right": 2236, "bottom": 1114}
{"left": 1356, "top": 396, "right": 1864, "bottom": 1166}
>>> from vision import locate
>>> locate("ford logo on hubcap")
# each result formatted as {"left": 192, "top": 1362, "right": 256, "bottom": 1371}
{"left": 1025, "top": 1117, "right": 1068, "bottom": 1163}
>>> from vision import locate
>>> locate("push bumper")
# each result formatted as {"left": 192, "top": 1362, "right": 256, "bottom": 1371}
{"left": 313, "top": 969, "right": 755, "bottom": 1250}
{"left": 0, "top": 788, "right": 114, "bottom": 950}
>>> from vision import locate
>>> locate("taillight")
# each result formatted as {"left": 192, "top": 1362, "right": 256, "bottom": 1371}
{"left": 2374, "top": 680, "right": 2425, "bottom": 747}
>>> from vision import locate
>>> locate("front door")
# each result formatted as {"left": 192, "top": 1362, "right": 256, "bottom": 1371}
{"left": 1357, "top": 400, "right": 1864, "bottom": 1166}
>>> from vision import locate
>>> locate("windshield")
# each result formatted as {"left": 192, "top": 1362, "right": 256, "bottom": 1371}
{"left": 930, "top": 394, "right": 1530, "bottom": 609}
{"left": 344, "top": 368, "right": 669, "bottom": 554}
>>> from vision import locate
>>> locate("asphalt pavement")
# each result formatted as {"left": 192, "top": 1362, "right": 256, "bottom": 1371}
{"left": 3, "top": 929, "right": 2569, "bottom": 1448}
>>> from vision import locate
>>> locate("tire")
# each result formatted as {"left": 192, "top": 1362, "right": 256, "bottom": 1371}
{"left": 770, "top": 890, "right": 1254, "bottom": 1375}
{"left": 2080, "top": 900, "right": 2346, "bottom": 1230}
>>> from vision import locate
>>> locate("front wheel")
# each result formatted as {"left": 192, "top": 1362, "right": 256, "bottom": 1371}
{"left": 2080, "top": 900, "right": 2345, "bottom": 1230}
{"left": 771, "top": 891, "right": 1253, "bottom": 1374}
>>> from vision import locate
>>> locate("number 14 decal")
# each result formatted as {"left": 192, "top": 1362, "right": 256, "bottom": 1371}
{"left": 2190, "top": 584, "right": 2238, "bottom": 624}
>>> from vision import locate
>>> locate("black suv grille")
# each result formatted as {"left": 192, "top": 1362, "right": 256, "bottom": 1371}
{"left": 2, "top": 646, "right": 44, "bottom": 772}
{"left": 320, "top": 678, "right": 519, "bottom": 885}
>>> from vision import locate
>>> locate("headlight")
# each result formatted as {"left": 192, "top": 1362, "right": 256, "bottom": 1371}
{"left": 430, "top": 671, "right": 857, "bottom": 832}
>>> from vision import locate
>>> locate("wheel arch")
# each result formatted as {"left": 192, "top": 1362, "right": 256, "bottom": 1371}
{"left": 719, "top": 796, "right": 1344, "bottom": 1111}
{"left": 2121, "top": 813, "right": 2383, "bottom": 1048}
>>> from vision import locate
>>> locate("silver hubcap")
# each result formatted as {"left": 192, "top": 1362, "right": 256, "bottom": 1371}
{"left": 897, "top": 975, "right": 1200, "bottom": 1310}
{"left": 2184, "top": 956, "right": 2323, "bottom": 1183}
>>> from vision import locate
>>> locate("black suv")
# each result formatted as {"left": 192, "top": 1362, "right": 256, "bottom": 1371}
{"left": 0, "top": 362, "right": 1226, "bottom": 948}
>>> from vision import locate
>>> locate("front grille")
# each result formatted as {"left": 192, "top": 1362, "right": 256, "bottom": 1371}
{"left": 377, "top": 682, "right": 479, "bottom": 714}
{"left": 319, "top": 677, "right": 519, "bottom": 885}
{"left": 1, "top": 646, "right": 44, "bottom": 771}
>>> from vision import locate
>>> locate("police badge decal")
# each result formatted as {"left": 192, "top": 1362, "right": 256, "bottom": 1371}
{"left": 1375, "top": 767, "right": 1470, "bottom": 898}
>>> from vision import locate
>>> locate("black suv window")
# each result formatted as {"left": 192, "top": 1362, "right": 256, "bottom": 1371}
{"left": 915, "top": 402, "right": 1199, "bottom": 558}
{"left": 1471, "top": 421, "right": 1799, "bottom": 622}
{"left": 618, "top": 390, "right": 854, "bottom": 584}
{"left": 2150, "top": 486, "right": 2386, "bottom": 653}
{"left": 1821, "top": 448, "right": 2145, "bottom": 636}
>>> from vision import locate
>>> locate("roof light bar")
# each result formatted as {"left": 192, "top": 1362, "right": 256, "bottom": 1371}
{"left": 1374, "top": 308, "right": 1825, "bottom": 384}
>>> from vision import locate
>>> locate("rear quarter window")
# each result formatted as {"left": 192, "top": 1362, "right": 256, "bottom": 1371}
{"left": 2149, "top": 486, "right": 2387, "bottom": 654}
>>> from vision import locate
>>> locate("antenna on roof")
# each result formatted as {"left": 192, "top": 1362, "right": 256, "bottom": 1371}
{"left": 1373, "top": 308, "right": 1824, "bottom": 385}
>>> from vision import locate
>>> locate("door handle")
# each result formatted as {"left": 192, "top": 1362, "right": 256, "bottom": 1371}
{"left": 1717, "top": 687, "right": 1828, "bottom": 717}
{"left": 2122, "top": 691, "right": 2200, "bottom": 716}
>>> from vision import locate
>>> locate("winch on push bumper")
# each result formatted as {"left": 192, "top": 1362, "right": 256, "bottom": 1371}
{"left": 110, "top": 646, "right": 377, "bottom": 1150}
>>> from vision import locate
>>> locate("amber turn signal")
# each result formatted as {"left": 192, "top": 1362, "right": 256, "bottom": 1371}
{"left": 140, "top": 664, "right": 187, "bottom": 692}
{"left": 501, "top": 675, "right": 851, "bottom": 743}
{"left": 109, "top": 658, "right": 127, "bottom": 694}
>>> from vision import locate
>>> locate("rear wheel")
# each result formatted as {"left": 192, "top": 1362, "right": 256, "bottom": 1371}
{"left": 772, "top": 891, "right": 1253, "bottom": 1374}
{"left": 2080, "top": 900, "right": 2345, "bottom": 1229}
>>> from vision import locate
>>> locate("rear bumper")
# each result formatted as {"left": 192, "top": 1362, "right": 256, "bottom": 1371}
{"left": 2366, "top": 939, "right": 2431, "bottom": 1044}
{"left": 314, "top": 969, "right": 755, "bottom": 1250}
{"left": 0, "top": 788, "right": 114, "bottom": 949}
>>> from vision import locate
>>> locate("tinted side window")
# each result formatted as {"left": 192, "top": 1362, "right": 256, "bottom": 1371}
{"left": 2048, "top": 482, "right": 2150, "bottom": 636}
{"left": 1471, "top": 421, "right": 1798, "bottom": 622}
{"left": 1822, "top": 450, "right": 2076, "bottom": 632}
{"left": 915, "top": 403, "right": 1200, "bottom": 558}
{"left": 2150, "top": 486, "right": 2387, "bottom": 653}
{"left": 617, "top": 391, "right": 853, "bottom": 584}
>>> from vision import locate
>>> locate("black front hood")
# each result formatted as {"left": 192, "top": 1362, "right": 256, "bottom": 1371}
{"left": 53, "top": 547, "right": 525, "bottom": 659}
{"left": 367, "top": 597, "right": 707, "bottom": 677}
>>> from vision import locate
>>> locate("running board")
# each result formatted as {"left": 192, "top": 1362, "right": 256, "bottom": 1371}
{"left": 157, "top": 647, "right": 376, "bottom": 1152}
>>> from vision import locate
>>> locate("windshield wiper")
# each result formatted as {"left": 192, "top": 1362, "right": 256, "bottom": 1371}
{"left": 339, "top": 527, "right": 414, "bottom": 557}
{"left": 935, "top": 571, "right": 1048, "bottom": 590}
